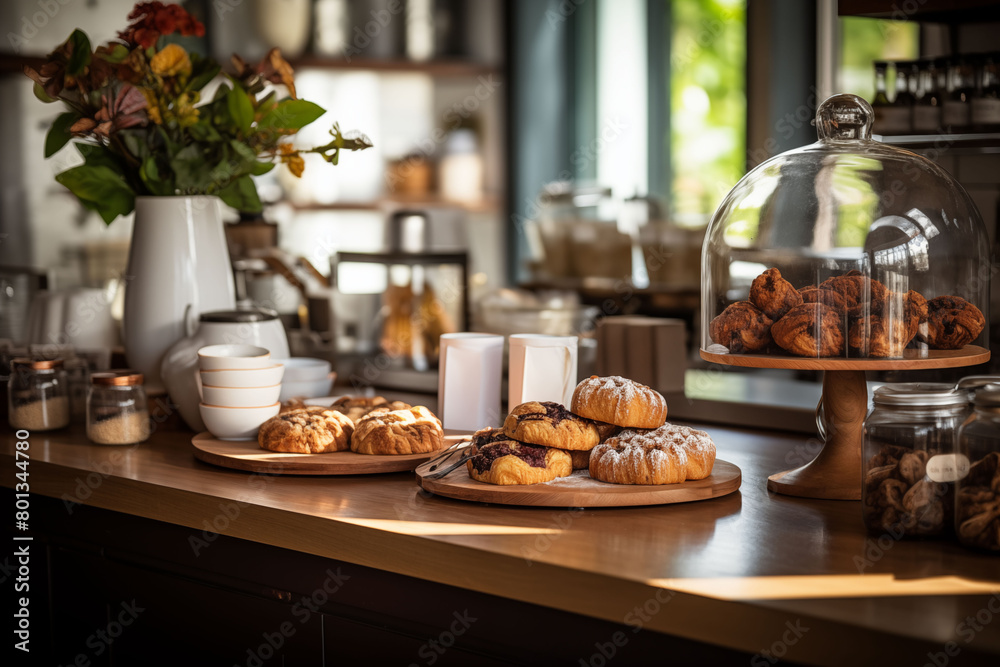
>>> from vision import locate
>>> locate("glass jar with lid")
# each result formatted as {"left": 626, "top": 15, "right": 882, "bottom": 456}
{"left": 86, "top": 371, "right": 150, "bottom": 445}
{"left": 955, "top": 375, "right": 1000, "bottom": 405}
{"left": 955, "top": 389, "right": 1000, "bottom": 552}
{"left": 862, "top": 382, "right": 967, "bottom": 537}
{"left": 8, "top": 358, "right": 70, "bottom": 431}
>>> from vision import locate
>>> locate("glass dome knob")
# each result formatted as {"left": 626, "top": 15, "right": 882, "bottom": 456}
{"left": 815, "top": 93, "right": 874, "bottom": 142}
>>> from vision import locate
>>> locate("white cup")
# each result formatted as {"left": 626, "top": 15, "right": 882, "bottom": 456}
{"left": 437, "top": 333, "right": 504, "bottom": 431}
{"left": 197, "top": 344, "right": 271, "bottom": 370}
{"left": 508, "top": 334, "right": 578, "bottom": 408}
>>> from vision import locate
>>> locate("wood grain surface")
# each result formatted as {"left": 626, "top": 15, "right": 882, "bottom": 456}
{"left": 191, "top": 432, "right": 470, "bottom": 475}
{"left": 416, "top": 457, "right": 741, "bottom": 507}
{"left": 4, "top": 421, "right": 1000, "bottom": 665}
{"left": 700, "top": 345, "right": 990, "bottom": 370}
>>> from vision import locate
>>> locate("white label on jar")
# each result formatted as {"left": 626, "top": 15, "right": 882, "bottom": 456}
{"left": 925, "top": 453, "right": 971, "bottom": 483}
{"left": 942, "top": 101, "right": 970, "bottom": 130}
{"left": 912, "top": 106, "right": 941, "bottom": 133}
{"left": 971, "top": 98, "right": 1000, "bottom": 126}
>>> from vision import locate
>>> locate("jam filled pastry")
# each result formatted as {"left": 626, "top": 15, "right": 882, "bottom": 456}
{"left": 818, "top": 274, "right": 889, "bottom": 317}
{"left": 750, "top": 267, "right": 802, "bottom": 320}
{"left": 771, "top": 302, "right": 845, "bottom": 357}
{"left": 798, "top": 286, "right": 847, "bottom": 313}
{"left": 924, "top": 295, "right": 985, "bottom": 350}
{"left": 503, "top": 401, "right": 608, "bottom": 451}
{"left": 466, "top": 439, "right": 572, "bottom": 485}
{"left": 708, "top": 301, "right": 774, "bottom": 354}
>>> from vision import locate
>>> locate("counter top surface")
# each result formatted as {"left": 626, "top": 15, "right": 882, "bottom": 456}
{"left": 3, "top": 419, "right": 999, "bottom": 665}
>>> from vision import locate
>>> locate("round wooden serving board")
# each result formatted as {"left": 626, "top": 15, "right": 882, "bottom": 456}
{"left": 191, "top": 432, "right": 469, "bottom": 475}
{"left": 415, "top": 456, "right": 742, "bottom": 508}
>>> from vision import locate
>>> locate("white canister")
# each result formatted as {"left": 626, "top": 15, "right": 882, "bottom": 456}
{"left": 507, "top": 334, "right": 578, "bottom": 409}
{"left": 437, "top": 333, "right": 503, "bottom": 432}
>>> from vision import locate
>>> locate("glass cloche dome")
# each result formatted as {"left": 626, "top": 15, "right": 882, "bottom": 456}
{"left": 702, "top": 93, "right": 990, "bottom": 360}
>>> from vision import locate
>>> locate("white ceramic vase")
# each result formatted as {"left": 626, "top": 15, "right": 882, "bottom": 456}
{"left": 123, "top": 196, "right": 236, "bottom": 393}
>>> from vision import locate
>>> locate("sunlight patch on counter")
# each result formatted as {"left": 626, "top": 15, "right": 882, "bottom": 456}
{"left": 337, "top": 517, "right": 561, "bottom": 537}
{"left": 647, "top": 575, "right": 1000, "bottom": 601}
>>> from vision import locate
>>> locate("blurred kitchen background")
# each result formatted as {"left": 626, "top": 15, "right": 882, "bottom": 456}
{"left": 2, "top": 0, "right": 1000, "bottom": 406}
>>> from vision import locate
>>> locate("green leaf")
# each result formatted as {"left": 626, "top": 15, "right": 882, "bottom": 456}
{"left": 44, "top": 112, "right": 77, "bottom": 158}
{"left": 170, "top": 144, "right": 211, "bottom": 192}
{"left": 119, "top": 129, "right": 150, "bottom": 162}
{"left": 187, "top": 123, "right": 222, "bottom": 143}
{"left": 258, "top": 99, "right": 325, "bottom": 132}
{"left": 226, "top": 86, "right": 254, "bottom": 134}
{"left": 66, "top": 30, "right": 92, "bottom": 77}
{"left": 186, "top": 55, "right": 221, "bottom": 93}
{"left": 139, "top": 157, "right": 173, "bottom": 196}
{"left": 76, "top": 143, "right": 122, "bottom": 171}
{"left": 229, "top": 140, "right": 257, "bottom": 164}
{"left": 32, "top": 83, "right": 56, "bottom": 103}
{"left": 218, "top": 175, "right": 261, "bottom": 213}
{"left": 98, "top": 43, "right": 130, "bottom": 64}
{"left": 55, "top": 164, "right": 135, "bottom": 225}
{"left": 250, "top": 161, "right": 275, "bottom": 176}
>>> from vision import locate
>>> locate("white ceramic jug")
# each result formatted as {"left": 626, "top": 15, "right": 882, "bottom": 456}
{"left": 161, "top": 309, "right": 289, "bottom": 432}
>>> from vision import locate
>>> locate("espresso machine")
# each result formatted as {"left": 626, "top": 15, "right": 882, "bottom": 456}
{"left": 330, "top": 210, "right": 469, "bottom": 375}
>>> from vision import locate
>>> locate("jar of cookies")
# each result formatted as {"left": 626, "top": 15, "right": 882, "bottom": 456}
{"left": 702, "top": 93, "right": 989, "bottom": 359}
{"left": 862, "top": 383, "right": 967, "bottom": 538}
{"left": 955, "top": 389, "right": 1000, "bottom": 552}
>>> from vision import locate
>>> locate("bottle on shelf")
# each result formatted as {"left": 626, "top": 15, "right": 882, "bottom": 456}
{"left": 872, "top": 61, "right": 910, "bottom": 136}
{"left": 892, "top": 60, "right": 916, "bottom": 133}
{"left": 912, "top": 58, "right": 942, "bottom": 134}
{"left": 970, "top": 53, "right": 1000, "bottom": 132}
{"left": 942, "top": 56, "right": 974, "bottom": 133}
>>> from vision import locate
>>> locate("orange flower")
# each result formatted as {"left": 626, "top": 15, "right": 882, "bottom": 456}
{"left": 279, "top": 144, "right": 305, "bottom": 177}
{"left": 150, "top": 43, "right": 191, "bottom": 78}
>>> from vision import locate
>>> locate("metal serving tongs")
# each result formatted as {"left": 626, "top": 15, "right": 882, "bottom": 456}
{"left": 420, "top": 439, "right": 473, "bottom": 480}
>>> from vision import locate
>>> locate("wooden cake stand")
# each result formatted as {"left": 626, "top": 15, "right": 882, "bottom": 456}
{"left": 700, "top": 346, "right": 990, "bottom": 500}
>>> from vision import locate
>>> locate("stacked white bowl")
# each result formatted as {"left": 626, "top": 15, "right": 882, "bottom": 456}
{"left": 278, "top": 357, "right": 336, "bottom": 402}
{"left": 198, "top": 345, "right": 283, "bottom": 441}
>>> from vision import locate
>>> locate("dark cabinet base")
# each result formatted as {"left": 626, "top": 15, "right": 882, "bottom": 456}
{"left": 11, "top": 493, "right": 784, "bottom": 667}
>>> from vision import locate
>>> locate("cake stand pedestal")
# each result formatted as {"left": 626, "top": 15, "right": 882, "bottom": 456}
{"left": 699, "top": 346, "right": 990, "bottom": 500}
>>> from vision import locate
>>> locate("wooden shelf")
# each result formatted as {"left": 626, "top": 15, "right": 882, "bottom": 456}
{"left": 875, "top": 132, "right": 1000, "bottom": 152}
{"left": 838, "top": 0, "right": 1000, "bottom": 23}
{"left": 0, "top": 53, "right": 43, "bottom": 76}
{"left": 289, "top": 56, "right": 502, "bottom": 77}
{"left": 286, "top": 196, "right": 502, "bottom": 214}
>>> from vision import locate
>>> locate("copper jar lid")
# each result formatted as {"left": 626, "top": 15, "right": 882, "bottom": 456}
{"left": 10, "top": 357, "right": 63, "bottom": 370}
{"left": 90, "top": 370, "right": 144, "bottom": 386}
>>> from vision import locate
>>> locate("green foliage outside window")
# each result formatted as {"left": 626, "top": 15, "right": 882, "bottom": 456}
{"left": 670, "top": 0, "right": 746, "bottom": 227}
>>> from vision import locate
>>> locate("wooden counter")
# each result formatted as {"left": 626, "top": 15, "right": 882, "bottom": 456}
{"left": 3, "top": 420, "right": 999, "bottom": 666}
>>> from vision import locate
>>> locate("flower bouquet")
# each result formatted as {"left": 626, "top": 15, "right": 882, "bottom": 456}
{"left": 25, "top": 1, "right": 371, "bottom": 224}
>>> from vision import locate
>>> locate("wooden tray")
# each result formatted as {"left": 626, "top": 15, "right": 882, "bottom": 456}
{"left": 415, "top": 453, "right": 742, "bottom": 508}
{"left": 191, "top": 432, "right": 469, "bottom": 475}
